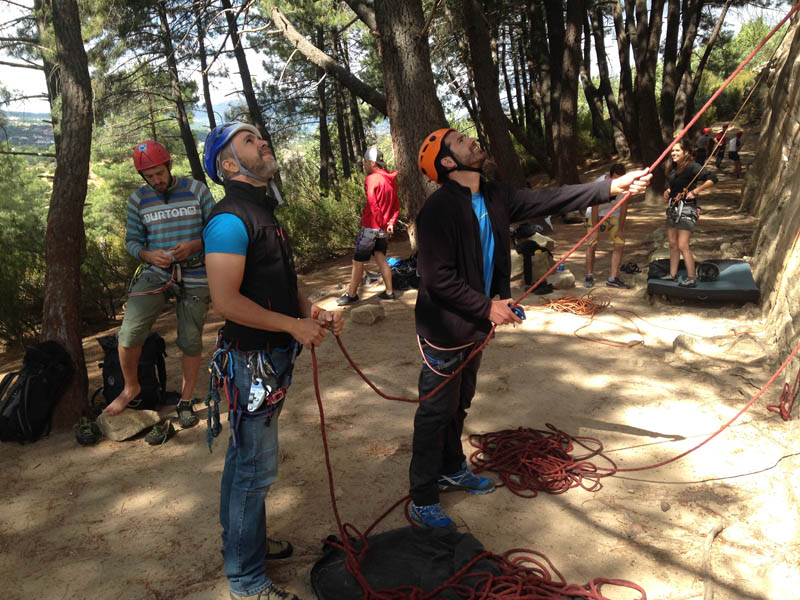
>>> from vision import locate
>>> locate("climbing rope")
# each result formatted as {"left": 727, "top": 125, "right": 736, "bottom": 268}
{"left": 310, "top": 345, "right": 645, "bottom": 600}
{"left": 766, "top": 365, "right": 800, "bottom": 421}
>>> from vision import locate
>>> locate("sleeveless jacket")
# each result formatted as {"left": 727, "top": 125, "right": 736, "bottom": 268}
{"left": 208, "top": 180, "right": 299, "bottom": 351}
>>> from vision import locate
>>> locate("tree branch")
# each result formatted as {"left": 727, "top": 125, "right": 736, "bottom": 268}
{"left": 342, "top": 0, "right": 377, "bottom": 33}
{"left": 270, "top": 7, "right": 386, "bottom": 115}
{"left": 0, "top": 59, "right": 44, "bottom": 70}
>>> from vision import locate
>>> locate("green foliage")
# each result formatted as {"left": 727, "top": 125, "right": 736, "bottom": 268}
{"left": 277, "top": 153, "right": 365, "bottom": 271}
{"left": 0, "top": 155, "right": 50, "bottom": 344}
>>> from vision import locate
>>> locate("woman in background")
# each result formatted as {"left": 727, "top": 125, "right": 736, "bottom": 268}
{"left": 661, "top": 139, "right": 718, "bottom": 288}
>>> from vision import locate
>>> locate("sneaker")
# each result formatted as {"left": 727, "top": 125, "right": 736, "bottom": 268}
{"left": 678, "top": 277, "right": 696, "bottom": 288}
{"left": 377, "top": 291, "right": 396, "bottom": 300}
{"left": 408, "top": 502, "right": 454, "bottom": 528}
{"left": 265, "top": 537, "right": 293, "bottom": 560}
{"left": 438, "top": 462, "right": 495, "bottom": 494}
{"left": 230, "top": 585, "right": 299, "bottom": 600}
{"left": 336, "top": 293, "right": 359, "bottom": 306}
{"left": 176, "top": 400, "right": 199, "bottom": 428}
{"left": 144, "top": 420, "right": 175, "bottom": 445}
{"left": 658, "top": 273, "right": 677, "bottom": 281}
{"left": 606, "top": 277, "right": 630, "bottom": 289}
{"left": 74, "top": 417, "right": 100, "bottom": 446}
{"left": 584, "top": 274, "right": 595, "bottom": 288}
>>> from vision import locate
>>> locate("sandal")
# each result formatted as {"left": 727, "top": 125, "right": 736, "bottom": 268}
{"left": 265, "top": 537, "right": 294, "bottom": 560}
{"left": 176, "top": 400, "right": 199, "bottom": 428}
{"left": 621, "top": 262, "right": 641, "bottom": 274}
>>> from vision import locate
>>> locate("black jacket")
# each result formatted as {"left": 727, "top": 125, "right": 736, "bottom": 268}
{"left": 208, "top": 180, "right": 300, "bottom": 351}
{"left": 415, "top": 177, "right": 611, "bottom": 346}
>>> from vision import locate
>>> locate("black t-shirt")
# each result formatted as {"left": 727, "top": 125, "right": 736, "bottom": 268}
{"left": 667, "top": 162, "right": 718, "bottom": 203}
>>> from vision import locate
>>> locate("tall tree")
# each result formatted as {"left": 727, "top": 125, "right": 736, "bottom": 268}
{"left": 314, "top": 25, "right": 337, "bottom": 194}
{"left": 156, "top": 0, "right": 206, "bottom": 184}
{"left": 461, "top": 0, "right": 526, "bottom": 187}
{"left": 39, "top": 0, "right": 93, "bottom": 428}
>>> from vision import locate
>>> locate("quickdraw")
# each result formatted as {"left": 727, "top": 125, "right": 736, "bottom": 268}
{"left": 205, "top": 336, "right": 300, "bottom": 452}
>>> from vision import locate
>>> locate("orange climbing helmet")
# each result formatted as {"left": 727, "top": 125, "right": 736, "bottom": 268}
{"left": 418, "top": 128, "right": 455, "bottom": 183}
{"left": 133, "top": 140, "right": 171, "bottom": 171}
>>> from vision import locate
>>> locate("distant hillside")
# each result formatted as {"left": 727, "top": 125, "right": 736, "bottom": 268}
{"left": 2, "top": 112, "right": 54, "bottom": 149}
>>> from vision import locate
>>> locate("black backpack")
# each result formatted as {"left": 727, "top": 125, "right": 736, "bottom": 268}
{"left": 0, "top": 340, "right": 75, "bottom": 444}
{"left": 93, "top": 333, "right": 167, "bottom": 413}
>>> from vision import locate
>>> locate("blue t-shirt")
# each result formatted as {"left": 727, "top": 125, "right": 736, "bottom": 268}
{"left": 471, "top": 192, "right": 495, "bottom": 296}
{"left": 203, "top": 213, "right": 249, "bottom": 255}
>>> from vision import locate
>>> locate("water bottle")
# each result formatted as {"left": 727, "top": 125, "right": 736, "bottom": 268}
{"left": 557, "top": 263, "right": 565, "bottom": 271}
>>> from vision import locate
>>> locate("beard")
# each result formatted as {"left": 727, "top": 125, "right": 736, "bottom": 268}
{"left": 241, "top": 151, "right": 279, "bottom": 180}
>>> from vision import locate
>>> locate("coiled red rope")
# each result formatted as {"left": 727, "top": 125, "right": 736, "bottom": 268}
{"left": 311, "top": 346, "right": 646, "bottom": 600}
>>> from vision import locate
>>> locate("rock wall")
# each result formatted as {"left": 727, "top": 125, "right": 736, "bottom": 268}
{"left": 740, "top": 18, "right": 800, "bottom": 374}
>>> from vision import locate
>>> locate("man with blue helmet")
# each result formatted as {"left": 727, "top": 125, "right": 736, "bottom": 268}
{"left": 202, "top": 122, "right": 343, "bottom": 600}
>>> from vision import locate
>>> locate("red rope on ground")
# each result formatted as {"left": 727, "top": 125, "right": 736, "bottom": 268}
{"left": 311, "top": 346, "right": 646, "bottom": 599}
{"left": 767, "top": 366, "right": 800, "bottom": 421}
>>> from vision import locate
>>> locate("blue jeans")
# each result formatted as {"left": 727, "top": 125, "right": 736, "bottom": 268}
{"left": 220, "top": 347, "right": 292, "bottom": 596}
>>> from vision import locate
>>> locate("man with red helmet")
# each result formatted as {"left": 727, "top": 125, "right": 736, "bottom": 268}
{"left": 408, "top": 128, "right": 651, "bottom": 528}
{"left": 103, "top": 140, "right": 216, "bottom": 443}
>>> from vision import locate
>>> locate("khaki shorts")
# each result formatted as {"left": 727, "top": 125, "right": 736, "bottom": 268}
{"left": 118, "top": 272, "right": 210, "bottom": 356}
{"left": 586, "top": 215, "right": 625, "bottom": 246}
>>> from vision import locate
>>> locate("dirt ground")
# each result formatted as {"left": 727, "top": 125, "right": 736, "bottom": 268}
{"left": 3, "top": 146, "right": 800, "bottom": 600}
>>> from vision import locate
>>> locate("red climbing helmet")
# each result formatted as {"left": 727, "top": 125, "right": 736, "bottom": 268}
{"left": 133, "top": 140, "right": 171, "bottom": 171}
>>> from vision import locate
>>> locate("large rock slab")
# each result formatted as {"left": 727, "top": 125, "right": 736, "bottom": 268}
{"left": 350, "top": 304, "right": 386, "bottom": 325}
{"left": 96, "top": 409, "right": 160, "bottom": 441}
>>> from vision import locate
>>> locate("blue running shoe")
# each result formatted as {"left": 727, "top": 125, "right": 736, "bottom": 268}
{"left": 408, "top": 502, "right": 454, "bottom": 528}
{"left": 438, "top": 462, "right": 496, "bottom": 494}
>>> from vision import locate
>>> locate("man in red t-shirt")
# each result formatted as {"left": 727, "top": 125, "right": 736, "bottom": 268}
{"left": 337, "top": 148, "right": 401, "bottom": 305}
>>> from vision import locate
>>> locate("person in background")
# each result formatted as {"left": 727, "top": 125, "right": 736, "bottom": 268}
{"left": 728, "top": 130, "right": 744, "bottom": 178}
{"left": 337, "top": 148, "right": 400, "bottom": 305}
{"left": 103, "top": 140, "right": 215, "bottom": 444}
{"left": 714, "top": 125, "right": 728, "bottom": 169}
{"left": 584, "top": 163, "right": 630, "bottom": 289}
{"left": 695, "top": 127, "right": 713, "bottom": 164}
{"left": 660, "top": 138, "right": 718, "bottom": 288}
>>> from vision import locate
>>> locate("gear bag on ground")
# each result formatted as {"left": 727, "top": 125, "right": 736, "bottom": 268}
{"left": 0, "top": 340, "right": 74, "bottom": 444}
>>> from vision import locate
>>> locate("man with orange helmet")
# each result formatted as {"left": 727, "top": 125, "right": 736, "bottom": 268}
{"left": 103, "top": 140, "right": 216, "bottom": 443}
{"left": 408, "top": 128, "right": 651, "bottom": 528}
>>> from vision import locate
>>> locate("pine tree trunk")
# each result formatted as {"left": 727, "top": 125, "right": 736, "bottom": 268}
{"left": 42, "top": 0, "right": 92, "bottom": 429}
{"left": 157, "top": 1, "right": 206, "bottom": 185}
{"left": 196, "top": 7, "right": 217, "bottom": 130}
{"left": 373, "top": 0, "right": 447, "bottom": 240}
{"left": 315, "top": 26, "right": 336, "bottom": 195}
{"left": 462, "top": 0, "right": 525, "bottom": 187}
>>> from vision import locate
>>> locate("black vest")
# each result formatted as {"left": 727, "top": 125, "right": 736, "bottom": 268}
{"left": 208, "top": 181, "right": 299, "bottom": 351}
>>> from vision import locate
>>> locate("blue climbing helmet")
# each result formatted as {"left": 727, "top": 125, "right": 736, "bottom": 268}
{"left": 202, "top": 121, "right": 263, "bottom": 185}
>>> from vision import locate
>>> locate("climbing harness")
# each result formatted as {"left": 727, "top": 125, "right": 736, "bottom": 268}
{"left": 204, "top": 334, "right": 300, "bottom": 452}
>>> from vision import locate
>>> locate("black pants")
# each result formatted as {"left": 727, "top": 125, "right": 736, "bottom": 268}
{"left": 409, "top": 340, "right": 482, "bottom": 506}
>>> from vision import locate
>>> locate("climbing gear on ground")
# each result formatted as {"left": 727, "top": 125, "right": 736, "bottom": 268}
{"left": 336, "top": 293, "right": 359, "bottom": 306}
{"left": 377, "top": 291, "right": 396, "bottom": 300}
{"left": 176, "top": 400, "right": 199, "bottom": 428}
{"left": 606, "top": 277, "right": 630, "bottom": 289}
{"left": 133, "top": 140, "right": 170, "bottom": 171}
{"left": 438, "top": 462, "right": 496, "bottom": 494}
{"left": 696, "top": 261, "right": 720, "bottom": 282}
{"left": 145, "top": 420, "right": 175, "bottom": 445}
{"left": 678, "top": 277, "right": 697, "bottom": 288}
{"left": 584, "top": 274, "right": 595, "bottom": 288}
{"left": 74, "top": 417, "right": 100, "bottom": 446}
{"left": 620, "top": 262, "right": 641, "bottom": 274}
{"left": 265, "top": 537, "right": 294, "bottom": 560}
{"left": 94, "top": 333, "right": 167, "bottom": 414}
{"left": 408, "top": 502, "right": 454, "bottom": 528}
{"left": 0, "top": 340, "right": 74, "bottom": 444}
